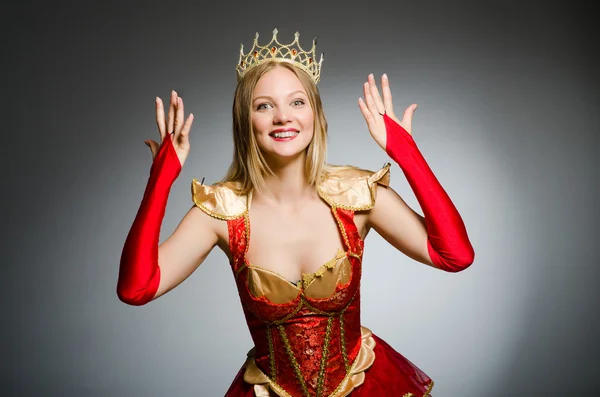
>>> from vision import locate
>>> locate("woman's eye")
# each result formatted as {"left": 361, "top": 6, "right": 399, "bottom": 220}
{"left": 292, "top": 100, "right": 305, "bottom": 106}
{"left": 256, "top": 103, "right": 272, "bottom": 110}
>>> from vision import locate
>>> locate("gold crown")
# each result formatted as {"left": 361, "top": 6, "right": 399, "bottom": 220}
{"left": 236, "top": 28, "right": 324, "bottom": 84}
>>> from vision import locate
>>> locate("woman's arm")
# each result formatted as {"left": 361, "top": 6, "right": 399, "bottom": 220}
{"left": 368, "top": 184, "right": 433, "bottom": 267}
{"left": 359, "top": 74, "right": 475, "bottom": 272}
{"left": 117, "top": 91, "right": 220, "bottom": 305}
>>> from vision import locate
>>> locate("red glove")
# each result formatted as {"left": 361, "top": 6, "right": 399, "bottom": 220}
{"left": 384, "top": 114, "right": 474, "bottom": 272}
{"left": 117, "top": 136, "right": 182, "bottom": 305}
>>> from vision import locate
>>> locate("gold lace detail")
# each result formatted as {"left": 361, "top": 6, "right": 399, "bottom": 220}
{"left": 244, "top": 325, "right": 377, "bottom": 397}
{"left": 267, "top": 324, "right": 276, "bottom": 378}
{"left": 339, "top": 312, "right": 349, "bottom": 372}
{"left": 300, "top": 249, "right": 346, "bottom": 288}
{"left": 316, "top": 317, "right": 334, "bottom": 397}
{"left": 401, "top": 380, "right": 435, "bottom": 397}
{"left": 278, "top": 324, "right": 311, "bottom": 397}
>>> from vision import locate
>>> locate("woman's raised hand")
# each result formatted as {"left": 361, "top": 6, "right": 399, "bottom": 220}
{"left": 358, "top": 73, "right": 417, "bottom": 152}
{"left": 145, "top": 90, "right": 194, "bottom": 167}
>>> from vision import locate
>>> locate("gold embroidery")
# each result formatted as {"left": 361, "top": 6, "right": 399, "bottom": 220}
{"left": 424, "top": 381, "right": 434, "bottom": 396}
{"left": 278, "top": 324, "right": 311, "bottom": 397}
{"left": 300, "top": 249, "right": 346, "bottom": 287}
{"left": 316, "top": 316, "right": 334, "bottom": 397}
{"left": 402, "top": 381, "right": 434, "bottom": 397}
{"left": 339, "top": 312, "right": 349, "bottom": 372}
{"left": 267, "top": 324, "right": 276, "bottom": 379}
{"left": 402, "top": 380, "right": 435, "bottom": 397}
{"left": 244, "top": 326, "right": 377, "bottom": 397}
{"left": 243, "top": 191, "right": 253, "bottom": 255}
{"left": 262, "top": 382, "right": 295, "bottom": 397}
{"left": 331, "top": 206, "right": 355, "bottom": 256}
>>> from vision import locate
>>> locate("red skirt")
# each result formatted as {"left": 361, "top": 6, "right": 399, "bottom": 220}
{"left": 225, "top": 333, "right": 433, "bottom": 396}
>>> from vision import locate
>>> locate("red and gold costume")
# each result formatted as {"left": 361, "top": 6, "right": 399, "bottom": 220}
{"left": 191, "top": 164, "right": 434, "bottom": 397}
{"left": 117, "top": 29, "right": 474, "bottom": 397}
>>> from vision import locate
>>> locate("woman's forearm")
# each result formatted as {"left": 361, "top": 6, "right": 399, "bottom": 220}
{"left": 117, "top": 137, "right": 182, "bottom": 305}
{"left": 384, "top": 114, "right": 474, "bottom": 272}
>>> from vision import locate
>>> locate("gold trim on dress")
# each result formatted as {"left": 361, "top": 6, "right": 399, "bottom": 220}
{"left": 400, "top": 381, "right": 435, "bottom": 397}
{"left": 317, "top": 163, "right": 391, "bottom": 211}
{"left": 244, "top": 250, "right": 351, "bottom": 304}
{"left": 339, "top": 312, "right": 350, "bottom": 373}
{"left": 191, "top": 180, "right": 248, "bottom": 220}
{"left": 316, "top": 316, "right": 334, "bottom": 397}
{"left": 300, "top": 248, "right": 346, "bottom": 288}
{"left": 243, "top": 326, "right": 377, "bottom": 397}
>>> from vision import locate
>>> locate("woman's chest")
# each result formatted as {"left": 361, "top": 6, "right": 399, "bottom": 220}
{"left": 245, "top": 201, "right": 345, "bottom": 281}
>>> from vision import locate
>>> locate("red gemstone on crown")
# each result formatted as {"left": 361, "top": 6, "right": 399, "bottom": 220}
{"left": 271, "top": 46, "right": 277, "bottom": 53}
{"left": 309, "top": 57, "right": 313, "bottom": 63}
{"left": 253, "top": 51, "right": 258, "bottom": 57}
{"left": 292, "top": 49, "right": 297, "bottom": 55}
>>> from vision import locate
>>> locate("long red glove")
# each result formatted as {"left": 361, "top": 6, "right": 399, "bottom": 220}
{"left": 384, "top": 114, "right": 474, "bottom": 272}
{"left": 117, "top": 136, "right": 182, "bottom": 305}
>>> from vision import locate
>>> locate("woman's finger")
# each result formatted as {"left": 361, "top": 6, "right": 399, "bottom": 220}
{"left": 364, "top": 82, "right": 380, "bottom": 117}
{"left": 358, "top": 97, "right": 375, "bottom": 129}
{"left": 381, "top": 74, "right": 394, "bottom": 114}
{"left": 175, "top": 97, "right": 184, "bottom": 135}
{"left": 179, "top": 112, "right": 194, "bottom": 140}
{"left": 155, "top": 97, "right": 166, "bottom": 139}
{"left": 402, "top": 104, "right": 417, "bottom": 134}
{"left": 368, "top": 74, "right": 385, "bottom": 114}
{"left": 167, "top": 90, "right": 176, "bottom": 135}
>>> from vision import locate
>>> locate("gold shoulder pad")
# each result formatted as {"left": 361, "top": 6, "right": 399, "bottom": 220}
{"left": 317, "top": 163, "right": 391, "bottom": 211}
{"left": 190, "top": 179, "right": 248, "bottom": 220}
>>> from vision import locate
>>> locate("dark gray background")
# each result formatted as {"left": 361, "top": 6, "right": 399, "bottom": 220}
{"left": 2, "top": 0, "right": 598, "bottom": 396}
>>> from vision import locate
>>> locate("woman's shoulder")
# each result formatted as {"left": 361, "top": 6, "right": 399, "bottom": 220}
{"left": 318, "top": 162, "right": 391, "bottom": 211}
{"left": 191, "top": 179, "right": 248, "bottom": 220}
{"left": 190, "top": 162, "right": 391, "bottom": 218}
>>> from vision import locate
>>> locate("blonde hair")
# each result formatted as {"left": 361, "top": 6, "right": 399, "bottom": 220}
{"left": 221, "top": 61, "right": 328, "bottom": 195}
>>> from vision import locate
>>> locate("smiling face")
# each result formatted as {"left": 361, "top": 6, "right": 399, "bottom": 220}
{"left": 226, "top": 61, "right": 328, "bottom": 194}
{"left": 251, "top": 65, "right": 315, "bottom": 162}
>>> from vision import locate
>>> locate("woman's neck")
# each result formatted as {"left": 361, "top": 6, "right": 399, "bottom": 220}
{"left": 257, "top": 154, "right": 315, "bottom": 205}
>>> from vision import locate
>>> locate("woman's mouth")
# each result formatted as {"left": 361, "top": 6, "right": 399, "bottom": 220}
{"left": 269, "top": 130, "right": 299, "bottom": 141}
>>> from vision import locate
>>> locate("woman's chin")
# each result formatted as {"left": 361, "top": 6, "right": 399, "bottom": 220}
{"left": 263, "top": 147, "right": 308, "bottom": 163}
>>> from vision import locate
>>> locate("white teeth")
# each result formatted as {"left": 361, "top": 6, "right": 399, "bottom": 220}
{"left": 272, "top": 131, "right": 298, "bottom": 138}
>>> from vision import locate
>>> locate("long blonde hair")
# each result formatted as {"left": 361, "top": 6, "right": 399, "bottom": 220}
{"left": 221, "top": 61, "right": 328, "bottom": 195}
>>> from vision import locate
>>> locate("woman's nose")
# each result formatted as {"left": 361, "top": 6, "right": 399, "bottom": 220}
{"left": 273, "top": 107, "right": 290, "bottom": 124}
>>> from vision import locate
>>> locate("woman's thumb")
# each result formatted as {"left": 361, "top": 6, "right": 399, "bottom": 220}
{"left": 144, "top": 140, "right": 159, "bottom": 159}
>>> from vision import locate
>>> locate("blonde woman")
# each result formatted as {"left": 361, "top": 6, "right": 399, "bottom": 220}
{"left": 117, "top": 30, "right": 474, "bottom": 396}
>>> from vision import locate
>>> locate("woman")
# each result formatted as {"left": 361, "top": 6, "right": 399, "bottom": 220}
{"left": 117, "top": 29, "right": 474, "bottom": 397}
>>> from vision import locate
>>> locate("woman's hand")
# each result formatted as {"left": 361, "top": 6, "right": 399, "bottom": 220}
{"left": 358, "top": 73, "right": 417, "bottom": 152}
{"left": 145, "top": 90, "right": 194, "bottom": 167}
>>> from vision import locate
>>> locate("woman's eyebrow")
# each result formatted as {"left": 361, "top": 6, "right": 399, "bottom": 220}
{"left": 253, "top": 90, "right": 307, "bottom": 102}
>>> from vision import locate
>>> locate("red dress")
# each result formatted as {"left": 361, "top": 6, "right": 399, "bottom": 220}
{"left": 192, "top": 164, "right": 433, "bottom": 397}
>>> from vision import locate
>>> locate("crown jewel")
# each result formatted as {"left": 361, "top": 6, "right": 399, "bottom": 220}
{"left": 236, "top": 29, "right": 324, "bottom": 84}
